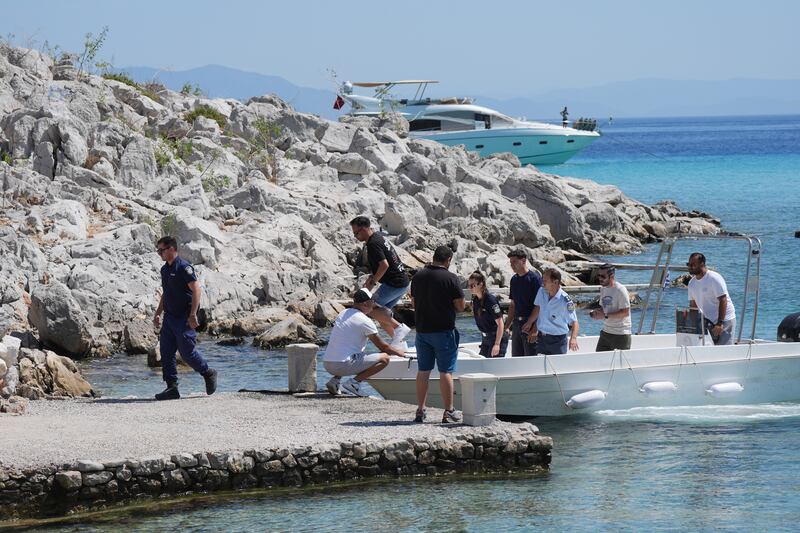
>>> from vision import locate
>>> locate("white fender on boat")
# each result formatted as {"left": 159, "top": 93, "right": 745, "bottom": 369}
{"left": 705, "top": 382, "right": 745, "bottom": 396}
{"left": 566, "top": 389, "right": 607, "bottom": 409}
{"left": 639, "top": 381, "right": 678, "bottom": 396}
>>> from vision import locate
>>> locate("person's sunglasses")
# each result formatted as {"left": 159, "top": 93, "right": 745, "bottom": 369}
{"left": 156, "top": 247, "right": 169, "bottom": 255}
{"left": 597, "top": 274, "right": 608, "bottom": 280}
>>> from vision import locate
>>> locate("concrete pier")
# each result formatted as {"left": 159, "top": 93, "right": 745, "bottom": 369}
{"left": 0, "top": 393, "right": 551, "bottom": 521}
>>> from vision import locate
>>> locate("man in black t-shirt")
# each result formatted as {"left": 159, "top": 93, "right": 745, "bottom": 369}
{"left": 350, "top": 216, "right": 411, "bottom": 349}
{"left": 506, "top": 248, "right": 542, "bottom": 356}
{"left": 410, "top": 245, "right": 466, "bottom": 424}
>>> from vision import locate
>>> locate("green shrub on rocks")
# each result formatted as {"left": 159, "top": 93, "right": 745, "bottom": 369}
{"left": 185, "top": 105, "right": 226, "bottom": 129}
{"left": 102, "top": 71, "right": 137, "bottom": 87}
{"left": 202, "top": 173, "right": 231, "bottom": 193}
{"left": 154, "top": 146, "right": 171, "bottom": 171}
{"left": 161, "top": 211, "right": 178, "bottom": 236}
{"left": 180, "top": 82, "right": 203, "bottom": 96}
{"left": 102, "top": 72, "right": 163, "bottom": 102}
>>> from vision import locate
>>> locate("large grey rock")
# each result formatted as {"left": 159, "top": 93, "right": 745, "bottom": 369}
{"left": 381, "top": 194, "right": 428, "bottom": 235}
{"left": 318, "top": 121, "right": 356, "bottom": 153}
{"left": 501, "top": 170, "right": 587, "bottom": 246}
{"left": 124, "top": 320, "right": 157, "bottom": 355}
{"left": 28, "top": 281, "right": 92, "bottom": 357}
{"left": 579, "top": 202, "right": 623, "bottom": 233}
{"left": 253, "top": 317, "right": 318, "bottom": 349}
{"left": 38, "top": 200, "right": 90, "bottom": 241}
{"left": 328, "top": 152, "right": 376, "bottom": 175}
{"left": 117, "top": 135, "right": 158, "bottom": 191}
{"left": 15, "top": 348, "right": 94, "bottom": 398}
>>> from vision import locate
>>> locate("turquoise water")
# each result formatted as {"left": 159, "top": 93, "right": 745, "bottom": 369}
{"left": 29, "top": 115, "right": 800, "bottom": 531}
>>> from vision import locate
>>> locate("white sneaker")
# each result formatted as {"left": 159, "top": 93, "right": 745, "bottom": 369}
{"left": 326, "top": 377, "right": 341, "bottom": 396}
{"left": 341, "top": 378, "right": 369, "bottom": 397}
{"left": 390, "top": 341, "right": 408, "bottom": 355}
{"left": 392, "top": 323, "right": 411, "bottom": 344}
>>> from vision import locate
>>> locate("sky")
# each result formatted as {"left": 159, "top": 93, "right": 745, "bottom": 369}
{"left": 2, "top": 0, "right": 799, "bottom": 97}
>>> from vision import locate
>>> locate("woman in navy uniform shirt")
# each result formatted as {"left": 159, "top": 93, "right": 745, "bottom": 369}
{"left": 468, "top": 271, "right": 509, "bottom": 358}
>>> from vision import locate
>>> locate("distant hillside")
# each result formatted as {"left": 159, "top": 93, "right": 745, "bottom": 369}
{"left": 477, "top": 78, "right": 800, "bottom": 121}
{"left": 122, "top": 65, "right": 800, "bottom": 120}
{"left": 123, "top": 65, "right": 340, "bottom": 119}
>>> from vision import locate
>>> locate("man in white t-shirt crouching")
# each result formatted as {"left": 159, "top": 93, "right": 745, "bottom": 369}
{"left": 687, "top": 252, "right": 736, "bottom": 345}
{"left": 324, "top": 288, "right": 408, "bottom": 397}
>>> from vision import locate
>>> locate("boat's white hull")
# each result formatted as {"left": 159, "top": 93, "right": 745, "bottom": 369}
{"left": 368, "top": 335, "right": 800, "bottom": 416}
{"left": 412, "top": 127, "right": 600, "bottom": 165}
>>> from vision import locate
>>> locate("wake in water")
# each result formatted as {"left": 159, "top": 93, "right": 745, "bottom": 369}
{"left": 593, "top": 402, "right": 800, "bottom": 422}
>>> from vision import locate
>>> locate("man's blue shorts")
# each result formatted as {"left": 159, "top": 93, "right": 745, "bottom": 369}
{"left": 415, "top": 330, "right": 459, "bottom": 373}
{"left": 373, "top": 283, "right": 409, "bottom": 310}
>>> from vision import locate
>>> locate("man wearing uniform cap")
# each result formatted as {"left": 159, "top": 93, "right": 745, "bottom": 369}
{"left": 152, "top": 236, "right": 217, "bottom": 400}
{"left": 528, "top": 268, "right": 580, "bottom": 355}
{"left": 323, "top": 288, "right": 408, "bottom": 397}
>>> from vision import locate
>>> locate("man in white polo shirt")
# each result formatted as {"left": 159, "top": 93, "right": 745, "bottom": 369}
{"left": 687, "top": 252, "right": 736, "bottom": 345}
{"left": 323, "top": 288, "right": 407, "bottom": 397}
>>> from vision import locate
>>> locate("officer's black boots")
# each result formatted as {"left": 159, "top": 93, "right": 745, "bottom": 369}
{"left": 155, "top": 382, "right": 180, "bottom": 401}
{"left": 203, "top": 368, "right": 218, "bottom": 396}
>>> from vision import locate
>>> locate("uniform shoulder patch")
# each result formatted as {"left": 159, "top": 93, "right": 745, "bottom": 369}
{"left": 184, "top": 265, "right": 196, "bottom": 277}
{"left": 492, "top": 303, "right": 501, "bottom": 315}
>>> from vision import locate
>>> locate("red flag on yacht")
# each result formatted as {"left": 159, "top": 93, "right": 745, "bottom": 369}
{"left": 333, "top": 95, "right": 345, "bottom": 110}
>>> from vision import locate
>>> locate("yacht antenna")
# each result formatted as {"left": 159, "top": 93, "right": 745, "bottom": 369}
{"left": 414, "top": 82, "right": 430, "bottom": 101}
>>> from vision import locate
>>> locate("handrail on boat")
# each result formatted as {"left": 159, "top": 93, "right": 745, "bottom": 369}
{"left": 635, "top": 233, "right": 762, "bottom": 343}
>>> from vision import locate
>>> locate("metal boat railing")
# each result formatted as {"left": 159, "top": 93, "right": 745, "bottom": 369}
{"left": 635, "top": 233, "right": 762, "bottom": 343}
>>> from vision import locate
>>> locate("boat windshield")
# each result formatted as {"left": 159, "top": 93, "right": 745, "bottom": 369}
{"left": 409, "top": 109, "right": 516, "bottom": 132}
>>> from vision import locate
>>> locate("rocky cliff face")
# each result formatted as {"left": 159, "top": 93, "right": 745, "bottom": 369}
{"left": 0, "top": 44, "right": 719, "bottom": 357}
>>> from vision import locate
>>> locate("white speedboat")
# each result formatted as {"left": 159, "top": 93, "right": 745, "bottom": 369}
{"left": 336, "top": 80, "right": 600, "bottom": 165}
{"left": 368, "top": 234, "right": 800, "bottom": 417}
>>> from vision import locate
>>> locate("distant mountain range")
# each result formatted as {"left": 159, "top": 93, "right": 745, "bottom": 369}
{"left": 123, "top": 65, "right": 800, "bottom": 121}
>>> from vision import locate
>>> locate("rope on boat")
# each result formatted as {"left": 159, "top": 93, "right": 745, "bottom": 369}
{"left": 684, "top": 345, "right": 709, "bottom": 389}
{"left": 546, "top": 353, "right": 618, "bottom": 407}
{"left": 605, "top": 351, "right": 618, "bottom": 395}
{"left": 742, "top": 342, "right": 754, "bottom": 383}
{"left": 543, "top": 355, "right": 570, "bottom": 407}
{"left": 620, "top": 349, "right": 641, "bottom": 389}
{"left": 685, "top": 342, "right": 754, "bottom": 392}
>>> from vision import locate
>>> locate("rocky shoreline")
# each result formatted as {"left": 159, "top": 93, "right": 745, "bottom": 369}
{"left": 0, "top": 43, "right": 719, "bottom": 369}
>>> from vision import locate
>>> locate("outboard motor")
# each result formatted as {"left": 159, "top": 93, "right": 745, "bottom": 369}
{"left": 778, "top": 312, "right": 800, "bottom": 342}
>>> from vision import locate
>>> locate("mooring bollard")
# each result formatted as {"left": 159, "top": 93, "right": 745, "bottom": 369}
{"left": 287, "top": 343, "right": 318, "bottom": 393}
{"left": 459, "top": 373, "right": 498, "bottom": 426}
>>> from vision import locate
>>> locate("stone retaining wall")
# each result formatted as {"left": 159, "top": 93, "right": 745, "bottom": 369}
{"left": 0, "top": 425, "right": 551, "bottom": 521}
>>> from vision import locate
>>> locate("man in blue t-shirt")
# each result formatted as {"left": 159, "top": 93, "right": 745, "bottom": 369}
{"left": 152, "top": 236, "right": 217, "bottom": 400}
{"left": 506, "top": 248, "right": 543, "bottom": 356}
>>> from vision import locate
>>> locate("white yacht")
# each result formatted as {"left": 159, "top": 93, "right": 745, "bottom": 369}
{"left": 336, "top": 80, "right": 601, "bottom": 165}
{"left": 367, "top": 234, "right": 800, "bottom": 417}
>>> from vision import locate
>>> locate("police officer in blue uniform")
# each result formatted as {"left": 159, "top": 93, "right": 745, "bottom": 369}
{"left": 529, "top": 268, "right": 580, "bottom": 355}
{"left": 153, "top": 236, "right": 217, "bottom": 400}
{"left": 468, "top": 271, "right": 509, "bottom": 357}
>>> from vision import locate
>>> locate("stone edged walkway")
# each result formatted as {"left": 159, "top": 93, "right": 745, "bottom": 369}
{"left": 0, "top": 393, "right": 552, "bottom": 520}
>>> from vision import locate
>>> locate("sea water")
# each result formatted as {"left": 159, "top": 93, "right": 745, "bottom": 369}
{"left": 35, "top": 115, "right": 800, "bottom": 531}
